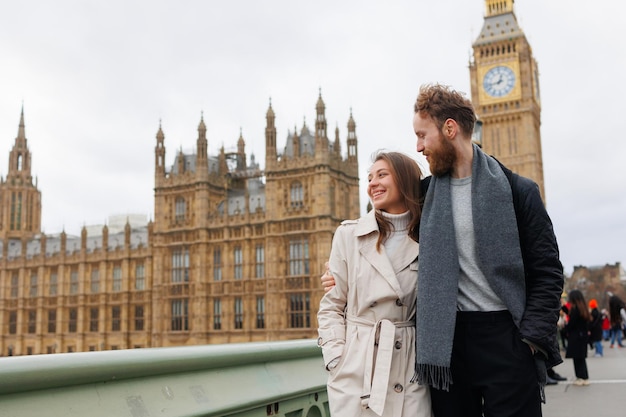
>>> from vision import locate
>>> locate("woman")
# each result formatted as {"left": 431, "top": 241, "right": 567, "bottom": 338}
{"left": 588, "top": 299, "right": 603, "bottom": 357}
{"left": 317, "top": 151, "right": 431, "bottom": 417}
{"left": 608, "top": 295, "right": 626, "bottom": 348}
{"left": 564, "top": 290, "right": 591, "bottom": 386}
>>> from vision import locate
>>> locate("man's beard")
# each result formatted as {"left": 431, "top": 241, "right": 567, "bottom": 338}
{"left": 429, "top": 136, "right": 456, "bottom": 177}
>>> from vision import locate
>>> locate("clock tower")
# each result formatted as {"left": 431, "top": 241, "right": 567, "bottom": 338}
{"left": 469, "top": 0, "right": 545, "bottom": 200}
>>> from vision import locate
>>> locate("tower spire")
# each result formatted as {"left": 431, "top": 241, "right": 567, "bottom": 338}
{"left": 347, "top": 108, "right": 358, "bottom": 165}
{"left": 315, "top": 88, "right": 328, "bottom": 158}
{"left": 237, "top": 127, "right": 246, "bottom": 170}
{"left": 265, "top": 98, "right": 277, "bottom": 165}
{"left": 17, "top": 104, "right": 26, "bottom": 141}
{"left": 0, "top": 106, "right": 42, "bottom": 240}
{"left": 197, "top": 111, "right": 208, "bottom": 164}
{"left": 155, "top": 120, "right": 166, "bottom": 181}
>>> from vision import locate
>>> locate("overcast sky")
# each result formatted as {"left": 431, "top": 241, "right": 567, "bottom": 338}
{"left": 1, "top": 1, "right": 624, "bottom": 275}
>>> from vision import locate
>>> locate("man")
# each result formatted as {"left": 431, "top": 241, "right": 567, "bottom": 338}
{"left": 322, "top": 84, "right": 563, "bottom": 416}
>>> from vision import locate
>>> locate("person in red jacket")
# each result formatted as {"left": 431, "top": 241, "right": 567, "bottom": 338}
{"left": 601, "top": 309, "right": 611, "bottom": 341}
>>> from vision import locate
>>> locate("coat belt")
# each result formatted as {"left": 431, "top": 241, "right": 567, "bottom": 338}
{"left": 346, "top": 315, "right": 414, "bottom": 416}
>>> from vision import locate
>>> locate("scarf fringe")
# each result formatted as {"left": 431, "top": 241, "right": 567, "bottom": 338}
{"left": 412, "top": 363, "right": 452, "bottom": 391}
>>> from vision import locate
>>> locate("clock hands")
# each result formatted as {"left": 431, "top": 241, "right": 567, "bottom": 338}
{"left": 487, "top": 75, "right": 503, "bottom": 90}
{"left": 483, "top": 66, "right": 515, "bottom": 97}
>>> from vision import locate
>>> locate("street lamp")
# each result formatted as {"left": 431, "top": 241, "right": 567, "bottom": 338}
{"left": 471, "top": 117, "right": 483, "bottom": 148}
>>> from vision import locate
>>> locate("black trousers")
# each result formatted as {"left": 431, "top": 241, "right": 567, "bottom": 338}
{"left": 573, "top": 357, "right": 588, "bottom": 379}
{"left": 430, "top": 311, "right": 543, "bottom": 417}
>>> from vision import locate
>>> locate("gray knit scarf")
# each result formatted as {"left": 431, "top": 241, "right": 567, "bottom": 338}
{"left": 415, "top": 144, "right": 525, "bottom": 390}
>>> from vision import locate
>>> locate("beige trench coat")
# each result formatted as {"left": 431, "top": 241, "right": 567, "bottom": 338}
{"left": 317, "top": 210, "right": 431, "bottom": 417}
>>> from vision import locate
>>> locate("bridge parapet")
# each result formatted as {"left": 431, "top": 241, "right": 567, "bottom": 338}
{"left": 0, "top": 339, "right": 329, "bottom": 417}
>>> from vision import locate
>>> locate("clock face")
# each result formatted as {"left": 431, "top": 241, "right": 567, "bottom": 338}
{"left": 483, "top": 66, "right": 516, "bottom": 98}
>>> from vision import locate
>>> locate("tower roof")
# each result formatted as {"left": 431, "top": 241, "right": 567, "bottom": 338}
{"left": 474, "top": 4, "right": 523, "bottom": 46}
{"left": 198, "top": 113, "right": 207, "bottom": 134}
{"left": 284, "top": 121, "right": 315, "bottom": 158}
{"left": 266, "top": 99, "right": 275, "bottom": 118}
{"left": 17, "top": 106, "right": 26, "bottom": 142}
{"left": 316, "top": 89, "right": 325, "bottom": 113}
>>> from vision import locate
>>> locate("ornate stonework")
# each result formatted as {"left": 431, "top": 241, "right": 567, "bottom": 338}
{"left": 0, "top": 93, "right": 360, "bottom": 355}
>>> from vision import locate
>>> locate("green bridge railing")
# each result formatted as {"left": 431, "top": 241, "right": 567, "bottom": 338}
{"left": 0, "top": 339, "right": 329, "bottom": 417}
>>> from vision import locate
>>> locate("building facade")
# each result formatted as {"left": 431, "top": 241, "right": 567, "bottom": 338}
{"left": 469, "top": 0, "right": 546, "bottom": 200}
{"left": 0, "top": 93, "right": 360, "bottom": 356}
{"left": 566, "top": 263, "right": 626, "bottom": 309}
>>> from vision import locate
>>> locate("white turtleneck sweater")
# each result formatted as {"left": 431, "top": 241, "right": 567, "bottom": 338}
{"left": 381, "top": 210, "right": 411, "bottom": 253}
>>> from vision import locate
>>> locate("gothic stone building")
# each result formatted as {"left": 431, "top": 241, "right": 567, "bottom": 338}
{"left": 0, "top": 93, "right": 360, "bottom": 356}
{"left": 566, "top": 263, "right": 626, "bottom": 309}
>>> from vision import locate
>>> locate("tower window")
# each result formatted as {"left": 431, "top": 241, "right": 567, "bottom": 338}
{"left": 288, "top": 293, "right": 311, "bottom": 328}
{"left": 111, "top": 306, "right": 121, "bottom": 331}
{"left": 29, "top": 273, "right": 38, "bottom": 297}
{"left": 171, "top": 248, "right": 190, "bottom": 283}
{"left": 8, "top": 311, "right": 17, "bottom": 334}
{"left": 255, "top": 245, "right": 264, "bottom": 278}
{"left": 49, "top": 271, "right": 58, "bottom": 296}
{"left": 27, "top": 310, "right": 36, "bottom": 333}
{"left": 175, "top": 197, "right": 186, "bottom": 222}
{"left": 171, "top": 299, "right": 189, "bottom": 331}
{"left": 234, "top": 297, "right": 243, "bottom": 329}
{"left": 91, "top": 268, "right": 100, "bottom": 293}
{"left": 234, "top": 246, "right": 243, "bottom": 279}
{"left": 348, "top": 143, "right": 357, "bottom": 157}
{"left": 10, "top": 192, "right": 22, "bottom": 231}
{"left": 256, "top": 296, "right": 265, "bottom": 329}
{"left": 70, "top": 270, "right": 79, "bottom": 294}
{"left": 68, "top": 308, "right": 78, "bottom": 333}
{"left": 213, "top": 298, "right": 222, "bottom": 330}
{"left": 290, "top": 182, "right": 304, "bottom": 208}
{"left": 48, "top": 310, "right": 56, "bottom": 333}
{"left": 90, "top": 308, "right": 99, "bottom": 332}
{"left": 213, "top": 248, "right": 222, "bottom": 281}
{"left": 134, "top": 305, "right": 145, "bottom": 331}
{"left": 135, "top": 264, "right": 145, "bottom": 290}
{"left": 289, "top": 239, "right": 309, "bottom": 276}
{"left": 112, "top": 265, "right": 122, "bottom": 291}
{"left": 10, "top": 273, "right": 19, "bottom": 298}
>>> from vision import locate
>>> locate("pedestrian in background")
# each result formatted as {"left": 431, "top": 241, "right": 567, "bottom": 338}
{"left": 558, "top": 293, "right": 569, "bottom": 350}
{"left": 608, "top": 295, "right": 626, "bottom": 348}
{"left": 564, "top": 290, "right": 592, "bottom": 386}
{"left": 601, "top": 309, "right": 611, "bottom": 341}
{"left": 588, "top": 299, "right": 603, "bottom": 357}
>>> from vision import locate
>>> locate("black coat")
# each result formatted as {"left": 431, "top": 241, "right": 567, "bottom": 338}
{"left": 508, "top": 171, "right": 564, "bottom": 368}
{"left": 589, "top": 309, "right": 603, "bottom": 343}
{"left": 565, "top": 308, "right": 590, "bottom": 359}
{"left": 420, "top": 162, "right": 564, "bottom": 368}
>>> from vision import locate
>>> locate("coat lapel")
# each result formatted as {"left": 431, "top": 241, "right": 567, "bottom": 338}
{"left": 355, "top": 211, "right": 418, "bottom": 297}
{"left": 388, "top": 236, "right": 419, "bottom": 274}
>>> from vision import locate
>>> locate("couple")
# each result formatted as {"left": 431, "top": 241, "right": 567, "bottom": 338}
{"left": 317, "top": 84, "right": 564, "bottom": 417}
